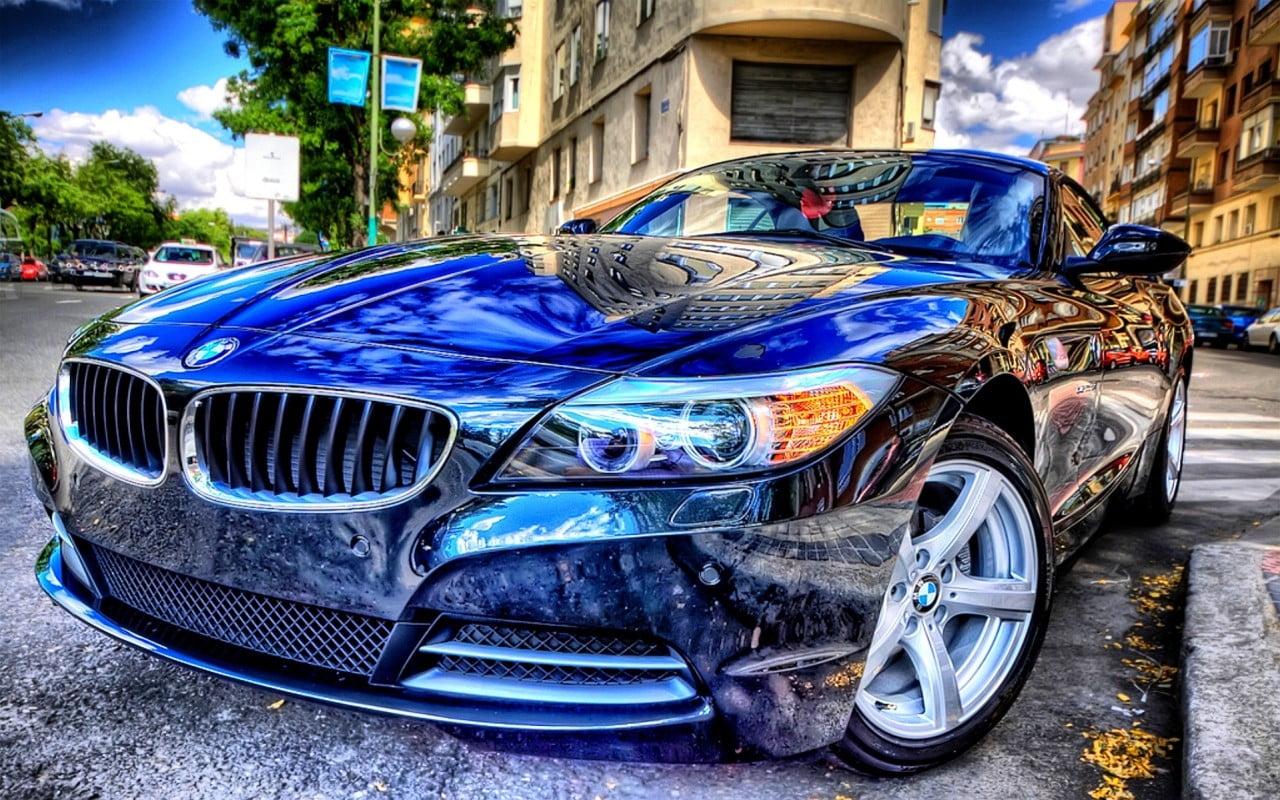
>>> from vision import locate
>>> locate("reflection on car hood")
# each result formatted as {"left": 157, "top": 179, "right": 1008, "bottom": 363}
{"left": 113, "top": 234, "right": 1005, "bottom": 373}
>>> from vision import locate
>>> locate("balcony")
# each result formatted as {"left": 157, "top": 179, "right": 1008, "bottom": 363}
{"left": 1183, "top": 55, "right": 1230, "bottom": 99}
{"left": 1133, "top": 167, "right": 1164, "bottom": 192}
{"left": 1189, "top": 0, "right": 1235, "bottom": 26}
{"left": 442, "top": 82, "right": 492, "bottom": 136}
{"left": 1176, "top": 124, "right": 1220, "bottom": 158}
{"left": 440, "top": 150, "right": 491, "bottom": 196}
{"left": 692, "top": 0, "right": 909, "bottom": 44}
{"left": 1240, "top": 77, "right": 1280, "bottom": 116}
{"left": 1135, "top": 119, "right": 1166, "bottom": 152}
{"left": 1234, "top": 146, "right": 1280, "bottom": 190}
{"left": 1250, "top": 0, "right": 1280, "bottom": 46}
{"left": 1169, "top": 182, "right": 1215, "bottom": 214}
{"left": 489, "top": 112, "right": 535, "bottom": 162}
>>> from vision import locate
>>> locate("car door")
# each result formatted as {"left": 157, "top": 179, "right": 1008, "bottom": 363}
{"left": 1058, "top": 179, "right": 1177, "bottom": 506}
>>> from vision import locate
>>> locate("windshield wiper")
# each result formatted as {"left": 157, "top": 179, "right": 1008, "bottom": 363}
{"left": 694, "top": 228, "right": 896, "bottom": 253}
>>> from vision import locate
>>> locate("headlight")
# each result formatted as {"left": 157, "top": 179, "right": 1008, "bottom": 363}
{"left": 497, "top": 365, "right": 899, "bottom": 481}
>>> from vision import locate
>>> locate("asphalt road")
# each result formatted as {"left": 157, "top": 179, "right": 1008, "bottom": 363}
{"left": 2, "top": 280, "right": 1278, "bottom": 800}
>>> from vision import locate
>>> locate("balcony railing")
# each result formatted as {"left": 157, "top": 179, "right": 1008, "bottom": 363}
{"left": 1133, "top": 167, "right": 1164, "bottom": 192}
{"left": 1250, "top": 0, "right": 1280, "bottom": 46}
{"left": 1234, "top": 146, "right": 1280, "bottom": 189}
{"left": 1176, "top": 124, "right": 1220, "bottom": 158}
{"left": 1240, "top": 77, "right": 1280, "bottom": 116}
{"left": 1183, "top": 55, "right": 1231, "bottom": 99}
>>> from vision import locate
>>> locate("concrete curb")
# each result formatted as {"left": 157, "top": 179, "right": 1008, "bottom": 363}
{"left": 1181, "top": 539, "right": 1280, "bottom": 800}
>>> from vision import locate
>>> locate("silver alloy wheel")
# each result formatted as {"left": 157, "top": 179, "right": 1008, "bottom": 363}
{"left": 1164, "top": 380, "right": 1187, "bottom": 500}
{"left": 854, "top": 458, "right": 1038, "bottom": 740}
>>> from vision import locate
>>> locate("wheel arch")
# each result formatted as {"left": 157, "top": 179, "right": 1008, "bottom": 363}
{"left": 957, "top": 373, "right": 1036, "bottom": 462}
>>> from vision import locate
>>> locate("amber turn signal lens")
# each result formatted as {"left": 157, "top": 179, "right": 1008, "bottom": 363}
{"left": 764, "top": 384, "right": 872, "bottom": 464}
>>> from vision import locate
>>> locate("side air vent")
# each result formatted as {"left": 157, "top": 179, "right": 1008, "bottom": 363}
{"left": 181, "top": 389, "right": 454, "bottom": 510}
{"left": 58, "top": 361, "right": 168, "bottom": 485}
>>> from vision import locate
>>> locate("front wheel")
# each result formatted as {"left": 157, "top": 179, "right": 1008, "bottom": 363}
{"left": 1124, "top": 374, "right": 1186, "bottom": 525}
{"left": 836, "top": 415, "right": 1053, "bottom": 775}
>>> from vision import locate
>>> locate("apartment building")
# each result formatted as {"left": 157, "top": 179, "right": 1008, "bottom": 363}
{"left": 424, "top": 0, "right": 945, "bottom": 237}
{"left": 1084, "top": 0, "right": 1280, "bottom": 311}
{"left": 1028, "top": 135, "right": 1087, "bottom": 182}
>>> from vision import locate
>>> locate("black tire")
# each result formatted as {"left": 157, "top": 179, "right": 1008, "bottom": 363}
{"left": 834, "top": 415, "right": 1054, "bottom": 775}
{"left": 72, "top": 280, "right": 84, "bottom": 291}
{"left": 1270, "top": 335, "right": 1280, "bottom": 356}
{"left": 1124, "top": 373, "right": 1187, "bottom": 525}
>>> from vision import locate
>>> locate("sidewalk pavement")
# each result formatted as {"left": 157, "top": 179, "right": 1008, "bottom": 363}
{"left": 1181, "top": 515, "right": 1280, "bottom": 800}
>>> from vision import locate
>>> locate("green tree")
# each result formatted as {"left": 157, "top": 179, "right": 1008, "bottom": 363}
{"left": 15, "top": 153, "right": 86, "bottom": 257}
{"left": 0, "top": 114, "right": 36, "bottom": 209}
{"left": 76, "top": 142, "right": 173, "bottom": 247}
{"left": 194, "top": 0, "right": 516, "bottom": 246}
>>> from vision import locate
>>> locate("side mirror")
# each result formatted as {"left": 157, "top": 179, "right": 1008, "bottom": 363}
{"left": 556, "top": 218, "right": 598, "bottom": 235}
{"left": 1064, "top": 224, "right": 1189, "bottom": 277}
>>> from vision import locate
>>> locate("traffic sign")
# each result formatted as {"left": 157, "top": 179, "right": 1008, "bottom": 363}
{"left": 244, "top": 133, "right": 300, "bottom": 202}
{"left": 328, "top": 47, "right": 372, "bottom": 107}
{"left": 381, "top": 55, "right": 422, "bottom": 112}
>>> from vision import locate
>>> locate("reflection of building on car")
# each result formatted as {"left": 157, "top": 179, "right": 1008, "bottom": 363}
{"left": 139, "top": 242, "right": 225, "bottom": 297}
{"left": 232, "top": 238, "right": 320, "bottom": 268}
{"left": 59, "top": 239, "right": 147, "bottom": 291}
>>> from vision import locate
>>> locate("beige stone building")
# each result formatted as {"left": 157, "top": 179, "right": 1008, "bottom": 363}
{"left": 421, "top": 0, "right": 944, "bottom": 237}
{"left": 1084, "top": 0, "right": 1280, "bottom": 312}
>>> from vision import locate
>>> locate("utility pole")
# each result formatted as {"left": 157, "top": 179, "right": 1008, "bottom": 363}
{"left": 366, "top": 1, "right": 381, "bottom": 248}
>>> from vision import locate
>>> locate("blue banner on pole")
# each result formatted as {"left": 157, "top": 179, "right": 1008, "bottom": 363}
{"left": 328, "top": 47, "right": 372, "bottom": 107}
{"left": 381, "top": 55, "right": 423, "bottom": 112}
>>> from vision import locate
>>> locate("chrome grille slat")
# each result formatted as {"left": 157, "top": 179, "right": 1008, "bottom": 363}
{"left": 184, "top": 388, "right": 451, "bottom": 510}
{"left": 60, "top": 362, "right": 167, "bottom": 484}
{"left": 92, "top": 545, "right": 394, "bottom": 676}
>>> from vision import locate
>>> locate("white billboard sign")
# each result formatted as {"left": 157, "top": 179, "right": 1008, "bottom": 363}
{"left": 244, "top": 133, "right": 300, "bottom": 202}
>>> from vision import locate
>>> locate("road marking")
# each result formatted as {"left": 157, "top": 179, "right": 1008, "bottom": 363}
{"left": 1179, "top": 478, "right": 1280, "bottom": 503}
{"left": 1188, "top": 412, "right": 1278, "bottom": 424}
{"left": 55, "top": 299, "right": 82, "bottom": 304}
{"left": 1185, "top": 427, "right": 1280, "bottom": 442}
{"left": 1184, "top": 448, "right": 1280, "bottom": 465}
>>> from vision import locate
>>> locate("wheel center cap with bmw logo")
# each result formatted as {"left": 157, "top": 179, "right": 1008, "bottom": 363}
{"left": 184, "top": 337, "right": 239, "bottom": 369}
{"left": 912, "top": 576, "right": 940, "bottom": 613}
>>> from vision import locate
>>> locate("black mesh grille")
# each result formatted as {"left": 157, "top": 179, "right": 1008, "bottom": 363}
{"left": 192, "top": 390, "right": 449, "bottom": 502}
{"left": 452, "top": 622, "right": 667, "bottom": 658}
{"left": 65, "top": 362, "right": 166, "bottom": 479}
{"left": 93, "top": 545, "right": 393, "bottom": 675}
{"left": 436, "top": 655, "right": 678, "bottom": 685}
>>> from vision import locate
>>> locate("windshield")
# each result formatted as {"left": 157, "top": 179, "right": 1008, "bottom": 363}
{"left": 603, "top": 153, "right": 1044, "bottom": 267}
{"left": 1187, "top": 306, "right": 1225, "bottom": 319}
{"left": 236, "top": 242, "right": 265, "bottom": 260}
{"left": 155, "top": 246, "right": 214, "bottom": 265}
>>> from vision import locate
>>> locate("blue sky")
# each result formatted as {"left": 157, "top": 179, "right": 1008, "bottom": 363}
{"left": 0, "top": 0, "right": 1108, "bottom": 224}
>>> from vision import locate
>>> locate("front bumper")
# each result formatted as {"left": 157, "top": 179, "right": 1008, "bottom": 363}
{"left": 27, "top": 348, "right": 958, "bottom": 758}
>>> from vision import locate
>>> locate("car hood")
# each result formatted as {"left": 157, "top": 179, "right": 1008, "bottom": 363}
{"left": 111, "top": 234, "right": 1007, "bottom": 374}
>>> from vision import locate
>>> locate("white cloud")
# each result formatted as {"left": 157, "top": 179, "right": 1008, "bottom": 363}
{"left": 177, "top": 78, "right": 236, "bottom": 120}
{"left": 31, "top": 106, "right": 276, "bottom": 229}
{"left": 936, "top": 16, "right": 1104, "bottom": 156}
{"left": 0, "top": 0, "right": 112, "bottom": 8}
{"left": 1053, "top": 0, "right": 1097, "bottom": 15}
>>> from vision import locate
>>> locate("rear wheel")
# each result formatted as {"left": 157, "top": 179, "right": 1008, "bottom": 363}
{"left": 1270, "top": 335, "right": 1280, "bottom": 356}
{"left": 1124, "top": 374, "right": 1186, "bottom": 525}
{"left": 836, "top": 415, "right": 1053, "bottom": 775}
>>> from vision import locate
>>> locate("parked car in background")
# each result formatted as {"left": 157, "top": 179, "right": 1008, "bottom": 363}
{"left": 20, "top": 256, "right": 49, "bottom": 281}
{"left": 1186, "top": 304, "right": 1233, "bottom": 348}
{"left": 0, "top": 209, "right": 24, "bottom": 281}
{"left": 232, "top": 238, "right": 319, "bottom": 268}
{"left": 1243, "top": 307, "right": 1280, "bottom": 354}
{"left": 61, "top": 239, "right": 146, "bottom": 291}
{"left": 1218, "top": 304, "right": 1264, "bottom": 348}
{"left": 138, "top": 241, "right": 225, "bottom": 296}
{"left": 29, "top": 149, "right": 1195, "bottom": 775}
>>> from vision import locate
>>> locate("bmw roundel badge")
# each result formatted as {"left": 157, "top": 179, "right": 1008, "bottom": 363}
{"left": 183, "top": 337, "right": 239, "bottom": 369}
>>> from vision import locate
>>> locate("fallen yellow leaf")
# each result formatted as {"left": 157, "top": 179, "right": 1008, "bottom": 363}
{"left": 268, "top": 699, "right": 286, "bottom": 710}
{"left": 1117, "top": 693, "right": 1130, "bottom": 703}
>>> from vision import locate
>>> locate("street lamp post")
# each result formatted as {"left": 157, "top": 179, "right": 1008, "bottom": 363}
{"left": 366, "top": 1, "right": 381, "bottom": 248}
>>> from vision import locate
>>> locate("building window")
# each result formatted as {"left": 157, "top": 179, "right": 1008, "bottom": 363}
{"left": 504, "top": 177, "right": 514, "bottom": 220}
{"left": 487, "top": 184, "right": 499, "bottom": 221}
{"left": 499, "top": 0, "right": 522, "bottom": 18}
{"left": 1245, "top": 203, "right": 1257, "bottom": 236}
{"left": 595, "top": 1, "right": 611, "bottom": 60}
{"left": 590, "top": 117, "right": 605, "bottom": 184}
{"left": 506, "top": 73, "right": 521, "bottom": 112}
{"left": 552, "top": 147, "right": 562, "bottom": 198}
{"left": 1225, "top": 84, "right": 1236, "bottom": 116}
{"left": 730, "top": 62, "right": 853, "bottom": 145}
{"left": 1212, "top": 215, "right": 1223, "bottom": 243}
{"left": 1237, "top": 271, "right": 1249, "bottom": 301}
{"left": 922, "top": 82, "right": 940, "bottom": 129}
{"left": 1188, "top": 280, "right": 1198, "bottom": 304}
{"left": 638, "top": 0, "right": 655, "bottom": 25}
{"left": 1271, "top": 197, "right": 1280, "bottom": 230}
{"left": 1227, "top": 209, "right": 1239, "bottom": 239}
{"left": 928, "top": 0, "right": 943, "bottom": 36}
{"left": 1240, "top": 106, "right": 1280, "bottom": 160}
{"left": 1188, "top": 22, "right": 1230, "bottom": 72}
{"left": 1222, "top": 275, "right": 1232, "bottom": 302}
{"left": 1206, "top": 277, "right": 1217, "bottom": 304}
{"left": 568, "top": 136, "right": 578, "bottom": 192}
{"left": 569, "top": 26, "right": 582, "bottom": 86}
{"left": 1216, "top": 150, "right": 1229, "bottom": 183}
{"left": 633, "top": 86, "right": 651, "bottom": 163}
{"left": 1193, "top": 221, "right": 1204, "bottom": 247}
{"left": 554, "top": 43, "right": 567, "bottom": 100}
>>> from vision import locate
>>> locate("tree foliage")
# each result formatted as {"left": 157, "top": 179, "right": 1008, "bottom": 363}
{"left": 194, "top": 0, "right": 517, "bottom": 246}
